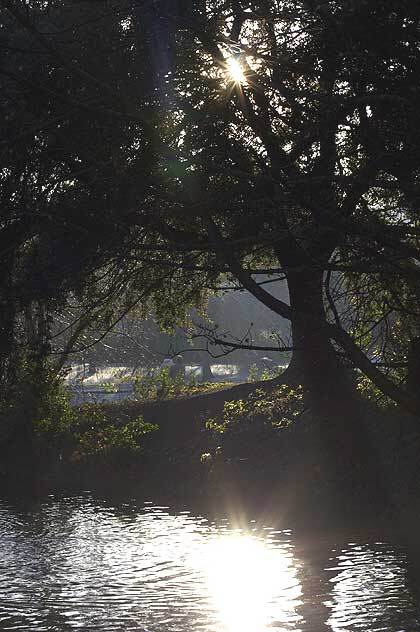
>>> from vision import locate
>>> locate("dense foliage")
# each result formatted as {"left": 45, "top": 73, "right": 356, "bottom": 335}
{"left": 1, "top": 0, "right": 420, "bottom": 425}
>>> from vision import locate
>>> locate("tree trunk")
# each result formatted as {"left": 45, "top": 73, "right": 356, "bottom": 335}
{"left": 217, "top": 225, "right": 420, "bottom": 415}
{"left": 286, "top": 267, "right": 353, "bottom": 415}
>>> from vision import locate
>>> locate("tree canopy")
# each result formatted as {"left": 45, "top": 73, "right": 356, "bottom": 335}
{"left": 2, "top": 0, "right": 420, "bottom": 416}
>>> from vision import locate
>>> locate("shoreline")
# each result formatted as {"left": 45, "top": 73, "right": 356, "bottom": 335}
{"left": 2, "top": 382, "right": 420, "bottom": 530}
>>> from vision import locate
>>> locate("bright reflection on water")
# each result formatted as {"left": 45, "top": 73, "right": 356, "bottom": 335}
{"left": 0, "top": 494, "right": 419, "bottom": 631}
{"left": 200, "top": 533, "right": 302, "bottom": 632}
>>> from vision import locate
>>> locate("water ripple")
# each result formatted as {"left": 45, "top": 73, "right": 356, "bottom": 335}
{"left": 0, "top": 496, "right": 419, "bottom": 631}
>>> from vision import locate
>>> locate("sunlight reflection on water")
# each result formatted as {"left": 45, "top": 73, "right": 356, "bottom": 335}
{"left": 200, "top": 533, "right": 302, "bottom": 632}
{"left": 0, "top": 495, "right": 418, "bottom": 631}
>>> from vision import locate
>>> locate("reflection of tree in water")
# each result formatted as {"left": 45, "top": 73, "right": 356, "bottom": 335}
{"left": 292, "top": 536, "right": 331, "bottom": 631}
{"left": 0, "top": 497, "right": 84, "bottom": 632}
{"left": 293, "top": 533, "right": 420, "bottom": 631}
{"left": 400, "top": 532, "right": 420, "bottom": 627}
{"left": 42, "top": 608, "right": 74, "bottom": 632}
{"left": 330, "top": 542, "right": 419, "bottom": 630}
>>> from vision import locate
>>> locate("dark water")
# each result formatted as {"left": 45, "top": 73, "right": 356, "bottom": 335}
{"left": 0, "top": 494, "right": 419, "bottom": 631}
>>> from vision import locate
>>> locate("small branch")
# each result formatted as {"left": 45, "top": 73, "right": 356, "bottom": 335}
{"left": 325, "top": 267, "right": 341, "bottom": 326}
{"left": 191, "top": 333, "right": 294, "bottom": 354}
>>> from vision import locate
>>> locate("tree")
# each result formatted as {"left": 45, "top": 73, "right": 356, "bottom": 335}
{"left": 132, "top": 0, "right": 420, "bottom": 415}
{"left": 2, "top": 0, "right": 420, "bottom": 418}
{"left": 0, "top": 0, "right": 160, "bottom": 395}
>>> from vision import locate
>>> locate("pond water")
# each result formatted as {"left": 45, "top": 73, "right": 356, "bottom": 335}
{"left": 0, "top": 494, "right": 419, "bottom": 631}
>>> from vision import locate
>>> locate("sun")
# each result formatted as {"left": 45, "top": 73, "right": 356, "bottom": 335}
{"left": 226, "top": 56, "right": 246, "bottom": 84}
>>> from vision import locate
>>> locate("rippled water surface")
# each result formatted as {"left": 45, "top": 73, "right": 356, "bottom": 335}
{"left": 0, "top": 494, "right": 419, "bottom": 631}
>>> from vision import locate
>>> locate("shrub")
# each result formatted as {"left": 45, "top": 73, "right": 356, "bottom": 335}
{"left": 206, "top": 384, "right": 305, "bottom": 434}
{"left": 71, "top": 406, "right": 158, "bottom": 462}
{"left": 131, "top": 367, "right": 227, "bottom": 401}
{"left": 35, "top": 390, "right": 158, "bottom": 462}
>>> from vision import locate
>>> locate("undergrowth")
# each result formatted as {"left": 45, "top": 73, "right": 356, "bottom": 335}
{"left": 34, "top": 383, "right": 158, "bottom": 463}
{"left": 131, "top": 368, "right": 231, "bottom": 401}
{"left": 205, "top": 384, "right": 305, "bottom": 434}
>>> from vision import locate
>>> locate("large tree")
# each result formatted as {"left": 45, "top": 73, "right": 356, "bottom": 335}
{"left": 2, "top": 0, "right": 420, "bottom": 417}
{"left": 133, "top": 0, "right": 420, "bottom": 414}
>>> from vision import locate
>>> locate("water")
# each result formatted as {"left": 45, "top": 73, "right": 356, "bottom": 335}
{"left": 0, "top": 494, "right": 419, "bottom": 631}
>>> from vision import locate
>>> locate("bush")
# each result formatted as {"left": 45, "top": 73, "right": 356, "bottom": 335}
{"left": 206, "top": 384, "right": 305, "bottom": 434}
{"left": 35, "top": 388, "right": 158, "bottom": 462}
{"left": 131, "top": 367, "right": 191, "bottom": 400}
{"left": 131, "top": 367, "right": 228, "bottom": 401}
{"left": 71, "top": 406, "right": 158, "bottom": 462}
{"left": 247, "top": 362, "right": 286, "bottom": 383}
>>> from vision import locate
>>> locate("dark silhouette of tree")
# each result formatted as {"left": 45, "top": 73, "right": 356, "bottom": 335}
{"left": 2, "top": 0, "right": 420, "bottom": 417}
